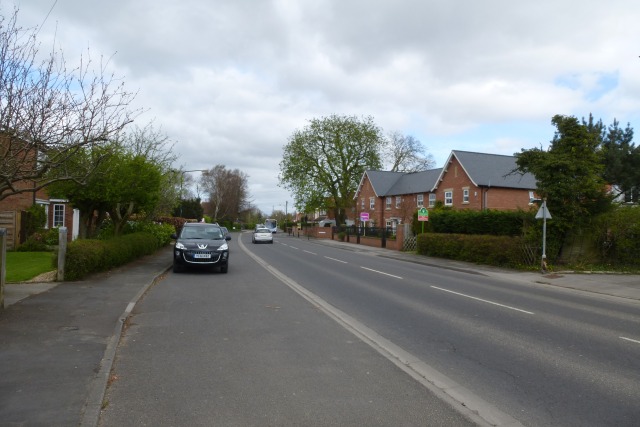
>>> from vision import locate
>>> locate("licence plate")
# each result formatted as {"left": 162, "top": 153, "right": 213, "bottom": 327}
{"left": 194, "top": 253, "right": 211, "bottom": 259}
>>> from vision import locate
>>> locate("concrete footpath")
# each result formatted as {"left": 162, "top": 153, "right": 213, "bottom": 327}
{"left": 1, "top": 239, "right": 638, "bottom": 426}
{"left": 0, "top": 246, "right": 173, "bottom": 427}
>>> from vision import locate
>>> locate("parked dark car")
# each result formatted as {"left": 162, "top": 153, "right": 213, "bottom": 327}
{"left": 172, "top": 223, "right": 231, "bottom": 273}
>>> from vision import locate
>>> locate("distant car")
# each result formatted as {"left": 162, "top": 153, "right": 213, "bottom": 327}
{"left": 172, "top": 223, "right": 231, "bottom": 273}
{"left": 252, "top": 227, "right": 273, "bottom": 244}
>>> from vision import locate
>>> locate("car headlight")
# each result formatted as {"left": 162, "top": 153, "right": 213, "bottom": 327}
{"left": 175, "top": 242, "right": 186, "bottom": 250}
{"left": 217, "top": 242, "right": 229, "bottom": 251}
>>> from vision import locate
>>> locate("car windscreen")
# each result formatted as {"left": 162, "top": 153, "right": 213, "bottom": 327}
{"left": 181, "top": 227, "right": 223, "bottom": 239}
{"left": 255, "top": 228, "right": 270, "bottom": 233}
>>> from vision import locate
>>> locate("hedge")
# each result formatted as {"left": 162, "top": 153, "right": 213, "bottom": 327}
{"left": 417, "top": 233, "right": 526, "bottom": 268}
{"left": 61, "top": 232, "right": 161, "bottom": 281}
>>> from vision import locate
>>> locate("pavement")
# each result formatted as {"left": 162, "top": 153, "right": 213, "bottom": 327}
{"left": 1, "top": 237, "right": 639, "bottom": 427}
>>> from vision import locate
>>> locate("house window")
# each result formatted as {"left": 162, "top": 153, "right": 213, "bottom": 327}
{"left": 444, "top": 190, "right": 453, "bottom": 206}
{"left": 429, "top": 193, "right": 436, "bottom": 207}
{"left": 361, "top": 198, "right": 365, "bottom": 209}
{"left": 529, "top": 191, "right": 535, "bottom": 204}
{"left": 463, "top": 188, "right": 469, "bottom": 204}
{"left": 53, "top": 204, "right": 65, "bottom": 227}
{"left": 369, "top": 197, "right": 375, "bottom": 209}
{"left": 417, "top": 194, "right": 424, "bottom": 207}
{"left": 385, "top": 197, "right": 391, "bottom": 209}
{"left": 396, "top": 196, "right": 401, "bottom": 208}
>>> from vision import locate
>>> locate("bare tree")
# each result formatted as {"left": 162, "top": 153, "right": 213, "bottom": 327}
{"left": 383, "top": 131, "right": 435, "bottom": 172}
{"left": 119, "top": 123, "right": 178, "bottom": 218}
{"left": 200, "top": 165, "right": 249, "bottom": 222}
{"left": 0, "top": 7, "right": 139, "bottom": 201}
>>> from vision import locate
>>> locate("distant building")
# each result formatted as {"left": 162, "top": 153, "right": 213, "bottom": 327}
{"left": 354, "top": 150, "right": 538, "bottom": 231}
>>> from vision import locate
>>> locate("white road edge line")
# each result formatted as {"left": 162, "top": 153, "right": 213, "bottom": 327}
{"left": 303, "top": 250, "right": 317, "bottom": 255}
{"left": 325, "top": 256, "right": 348, "bottom": 264}
{"left": 431, "top": 286, "right": 535, "bottom": 315}
{"left": 620, "top": 336, "right": 640, "bottom": 344}
{"left": 361, "top": 266, "right": 402, "bottom": 279}
{"left": 238, "top": 235, "right": 522, "bottom": 427}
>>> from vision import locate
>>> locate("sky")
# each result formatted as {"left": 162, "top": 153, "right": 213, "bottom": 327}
{"left": 10, "top": 0, "right": 640, "bottom": 215}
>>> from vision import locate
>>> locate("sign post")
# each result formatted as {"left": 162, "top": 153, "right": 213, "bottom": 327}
{"left": 360, "top": 212, "right": 369, "bottom": 237}
{"left": 535, "top": 199, "right": 552, "bottom": 273}
{"left": 417, "top": 207, "right": 429, "bottom": 234}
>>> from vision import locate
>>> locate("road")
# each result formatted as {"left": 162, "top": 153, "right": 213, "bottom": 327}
{"left": 100, "top": 232, "right": 640, "bottom": 426}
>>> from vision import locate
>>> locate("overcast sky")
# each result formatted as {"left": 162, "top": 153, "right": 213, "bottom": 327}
{"left": 11, "top": 0, "right": 640, "bottom": 215}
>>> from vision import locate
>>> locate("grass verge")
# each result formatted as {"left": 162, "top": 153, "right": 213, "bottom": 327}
{"left": 5, "top": 252, "right": 55, "bottom": 283}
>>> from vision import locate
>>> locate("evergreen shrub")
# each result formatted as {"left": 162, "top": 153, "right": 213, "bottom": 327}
{"left": 417, "top": 233, "right": 525, "bottom": 267}
{"left": 62, "top": 232, "right": 160, "bottom": 280}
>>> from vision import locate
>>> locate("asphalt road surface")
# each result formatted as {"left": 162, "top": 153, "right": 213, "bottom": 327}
{"left": 100, "top": 232, "right": 640, "bottom": 426}
{"left": 99, "top": 234, "right": 479, "bottom": 426}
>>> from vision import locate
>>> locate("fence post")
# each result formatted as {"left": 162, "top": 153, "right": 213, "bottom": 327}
{"left": 57, "top": 227, "right": 67, "bottom": 282}
{"left": 381, "top": 227, "right": 387, "bottom": 248}
{"left": 0, "top": 228, "right": 6, "bottom": 310}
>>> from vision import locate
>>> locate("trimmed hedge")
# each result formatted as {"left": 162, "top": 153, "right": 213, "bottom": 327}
{"left": 413, "top": 209, "right": 534, "bottom": 236}
{"left": 62, "top": 232, "right": 161, "bottom": 281}
{"left": 417, "top": 233, "right": 526, "bottom": 268}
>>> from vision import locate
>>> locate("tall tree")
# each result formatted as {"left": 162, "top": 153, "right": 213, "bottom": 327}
{"left": 121, "top": 123, "right": 178, "bottom": 217}
{"left": 601, "top": 120, "right": 639, "bottom": 203}
{"left": 383, "top": 131, "right": 435, "bottom": 172}
{"left": 200, "top": 165, "right": 249, "bottom": 222}
{"left": 279, "top": 115, "right": 384, "bottom": 224}
{"left": 0, "top": 7, "right": 138, "bottom": 201}
{"left": 48, "top": 124, "right": 172, "bottom": 236}
{"left": 515, "top": 114, "right": 612, "bottom": 234}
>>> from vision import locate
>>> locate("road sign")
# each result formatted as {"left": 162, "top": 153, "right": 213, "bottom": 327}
{"left": 535, "top": 204, "right": 552, "bottom": 219}
{"left": 360, "top": 212, "right": 369, "bottom": 221}
{"left": 418, "top": 207, "right": 429, "bottom": 221}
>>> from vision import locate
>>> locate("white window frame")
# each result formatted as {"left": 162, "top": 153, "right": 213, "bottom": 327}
{"left": 53, "top": 204, "right": 65, "bottom": 227}
{"left": 395, "top": 196, "right": 401, "bottom": 209}
{"left": 369, "top": 197, "right": 375, "bottom": 209}
{"left": 417, "top": 194, "right": 424, "bottom": 207}
{"left": 385, "top": 197, "right": 391, "bottom": 209}
{"left": 429, "top": 193, "right": 436, "bottom": 208}
{"left": 361, "top": 198, "right": 365, "bottom": 209}
{"left": 463, "top": 188, "right": 469, "bottom": 204}
{"left": 444, "top": 190, "right": 453, "bottom": 206}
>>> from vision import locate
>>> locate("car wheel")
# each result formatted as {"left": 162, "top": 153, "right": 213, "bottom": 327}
{"left": 220, "top": 265, "right": 228, "bottom": 274}
{"left": 173, "top": 262, "right": 182, "bottom": 273}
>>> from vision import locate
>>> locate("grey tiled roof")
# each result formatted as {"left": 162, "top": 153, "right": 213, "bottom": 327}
{"left": 364, "top": 169, "right": 441, "bottom": 196}
{"left": 449, "top": 150, "right": 537, "bottom": 189}
{"left": 361, "top": 151, "right": 537, "bottom": 198}
{"left": 364, "top": 170, "right": 406, "bottom": 196}
{"left": 386, "top": 168, "right": 442, "bottom": 195}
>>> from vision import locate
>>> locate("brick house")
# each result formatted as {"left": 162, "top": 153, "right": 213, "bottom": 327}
{"left": 354, "top": 150, "right": 537, "bottom": 230}
{"left": 0, "top": 133, "right": 78, "bottom": 249}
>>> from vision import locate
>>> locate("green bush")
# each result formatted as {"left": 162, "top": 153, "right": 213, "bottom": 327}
{"left": 594, "top": 207, "right": 640, "bottom": 267}
{"left": 413, "top": 208, "right": 534, "bottom": 236}
{"left": 61, "top": 232, "right": 161, "bottom": 280}
{"left": 417, "top": 233, "right": 526, "bottom": 268}
{"left": 23, "top": 204, "right": 47, "bottom": 237}
{"left": 15, "top": 233, "right": 50, "bottom": 252}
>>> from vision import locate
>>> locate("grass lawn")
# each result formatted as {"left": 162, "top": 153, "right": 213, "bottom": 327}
{"left": 5, "top": 252, "right": 55, "bottom": 283}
